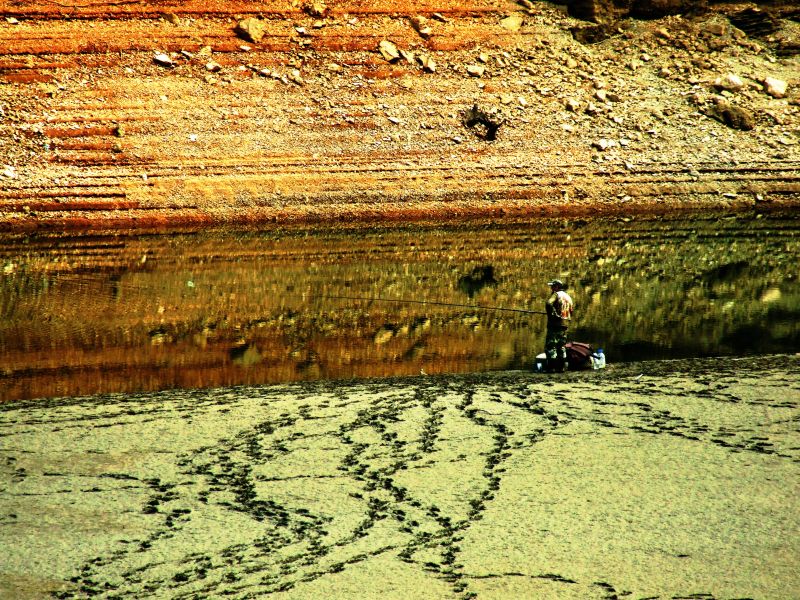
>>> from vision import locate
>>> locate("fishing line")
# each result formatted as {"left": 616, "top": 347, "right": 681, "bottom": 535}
{"left": 320, "top": 294, "right": 547, "bottom": 315}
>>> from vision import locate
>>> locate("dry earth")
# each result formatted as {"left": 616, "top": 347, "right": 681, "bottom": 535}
{"left": 1, "top": 355, "right": 798, "bottom": 599}
{"left": 1, "top": 1, "right": 799, "bottom": 229}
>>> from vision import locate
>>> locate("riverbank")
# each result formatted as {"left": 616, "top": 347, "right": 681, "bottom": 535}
{"left": 1, "top": 354, "right": 798, "bottom": 599}
{"left": 1, "top": 1, "right": 799, "bottom": 230}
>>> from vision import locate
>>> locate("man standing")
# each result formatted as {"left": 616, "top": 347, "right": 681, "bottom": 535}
{"left": 544, "top": 279, "right": 574, "bottom": 372}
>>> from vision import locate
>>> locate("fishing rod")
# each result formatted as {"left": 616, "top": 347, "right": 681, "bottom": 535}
{"left": 320, "top": 294, "right": 547, "bottom": 316}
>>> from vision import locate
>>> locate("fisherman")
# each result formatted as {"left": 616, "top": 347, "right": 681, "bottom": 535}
{"left": 544, "top": 279, "right": 574, "bottom": 373}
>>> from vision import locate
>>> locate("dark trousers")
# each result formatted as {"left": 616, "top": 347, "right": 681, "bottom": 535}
{"left": 545, "top": 326, "right": 568, "bottom": 361}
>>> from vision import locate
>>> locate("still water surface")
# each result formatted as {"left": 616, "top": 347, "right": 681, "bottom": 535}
{"left": 1, "top": 213, "right": 798, "bottom": 401}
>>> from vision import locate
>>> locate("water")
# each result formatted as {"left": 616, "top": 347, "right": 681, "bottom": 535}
{"left": 1, "top": 212, "right": 798, "bottom": 401}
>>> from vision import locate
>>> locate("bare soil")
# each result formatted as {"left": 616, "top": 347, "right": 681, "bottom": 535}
{"left": 1, "top": 1, "right": 799, "bottom": 229}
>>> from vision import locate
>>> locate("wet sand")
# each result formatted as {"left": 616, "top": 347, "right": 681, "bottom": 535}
{"left": 1, "top": 355, "right": 798, "bottom": 599}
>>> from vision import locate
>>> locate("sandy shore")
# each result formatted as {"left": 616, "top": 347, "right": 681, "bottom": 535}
{"left": 1, "top": 355, "right": 798, "bottom": 599}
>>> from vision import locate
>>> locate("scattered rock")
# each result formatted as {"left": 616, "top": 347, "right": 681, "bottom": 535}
{"left": 655, "top": 27, "right": 671, "bottom": 40}
{"left": 713, "top": 73, "right": 744, "bottom": 92}
{"left": 163, "top": 12, "right": 180, "bottom": 25}
{"left": 500, "top": 14, "right": 524, "bottom": 32}
{"left": 378, "top": 40, "right": 400, "bottom": 62}
{"left": 410, "top": 16, "right": 432, "bottom": 39}
{"left": 593, "top": 138, "right": 618, "bottom": 151}
{"left": 763, "top": 77, "right": 787, "bottom": 99}
{"left": 6, "top": 17, "right": 19, "bottom": 25}
{"left": 205, "top": 61, "right": 222, "bottom": 73}
{"left": 585, "top": 102, "right": 601, "bottom": 115}
{"left": 419, "top": 55, "right": 437, "bottom": 73}
{"left": 463, "top": 104, "right": 503, "bottom": 141}
{"left": 703, "top": 21, "right": 726, "bottom": 36}
{"left": 289, "top": 69, "right": 304, "bottom": 85}
{"left": 565, "top": 98, "right": 582, "bottom": 112}
{"left": 304, "top": 1, "right": 327, "bottom": 17}
{"left": 153, "top": 53, "right": 174, "bottom": 68}
{"left": 467, "top": 65, "right": 486, "bottom": 78}
{"left": 2, "top": 165, "right": 17, "bottom": 179}
{"left": 709, "top": 98, "right": 755, "bottom": 131}
{"left": 236, "top": 18, "right": 267, "bottom": 43}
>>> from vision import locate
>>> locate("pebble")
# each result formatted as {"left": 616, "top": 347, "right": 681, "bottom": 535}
{"left": 467, "top": 65, "right": 485, "bottom": 78}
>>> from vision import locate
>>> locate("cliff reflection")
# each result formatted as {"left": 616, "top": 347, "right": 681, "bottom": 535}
{"left": 1, "top": 213, "right": 798, "bottom": 401}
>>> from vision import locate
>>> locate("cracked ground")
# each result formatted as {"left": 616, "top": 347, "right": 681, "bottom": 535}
{"left": 1, "top": 355, "right": 798, "bottom": 599}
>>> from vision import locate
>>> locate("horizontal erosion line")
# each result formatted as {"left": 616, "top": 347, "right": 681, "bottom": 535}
{"left": 24, "top": 163, "right": 800, "bottom": 183}
{"left": 13, "top": 160, "right": 798, "bottom": 178}
{"left": 1, "top": 201, "right": 141, "bottom": 212}
{"left": 3, "top": 6, "right": 498, "bottom": 18}
{"left": 0, "top": 31, "right": 496, "bottom": 51}
{"left": 0, "top": 190, "right": 127, "bottom": 200}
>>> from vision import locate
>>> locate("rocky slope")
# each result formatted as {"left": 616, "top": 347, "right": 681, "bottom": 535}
{"left": 0, "top": 1, "right": 798, "bottom": 229}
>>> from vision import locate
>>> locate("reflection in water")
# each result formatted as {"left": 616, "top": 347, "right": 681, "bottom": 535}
{"left": 1, "top": 213, "right": 798, "bottom": 401}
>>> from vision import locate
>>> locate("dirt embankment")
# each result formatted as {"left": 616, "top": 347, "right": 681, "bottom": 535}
{"left": 0, "top": 1, "right": 799, "bottom": 229}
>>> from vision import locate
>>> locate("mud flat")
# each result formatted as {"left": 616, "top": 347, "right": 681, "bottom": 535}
{"left": 1, "top": 355, "right": 798, "bottom": 599}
